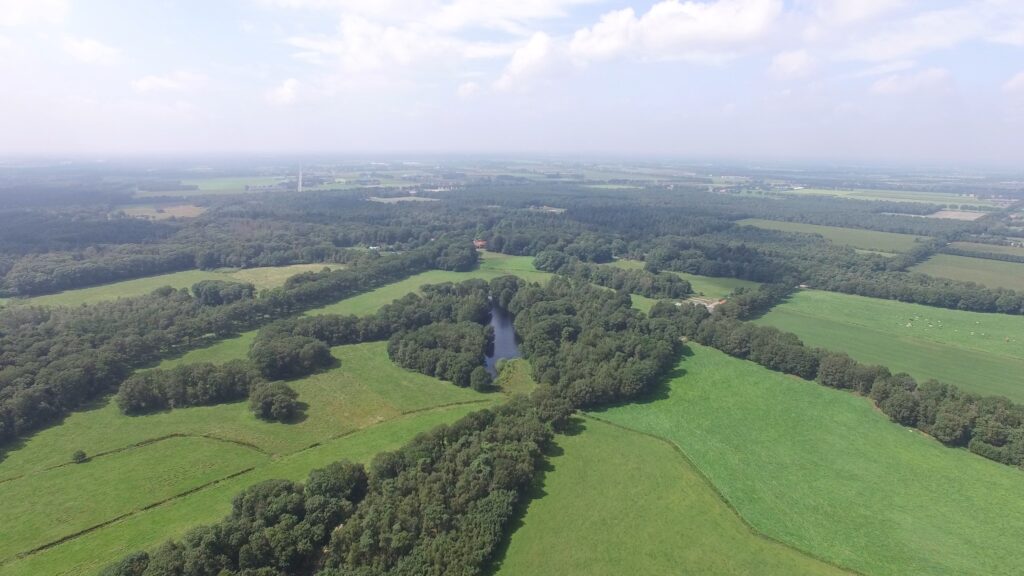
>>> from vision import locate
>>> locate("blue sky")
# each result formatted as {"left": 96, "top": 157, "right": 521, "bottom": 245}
{"left": 1, "top": 0, "right": 1022, "bottom": 164}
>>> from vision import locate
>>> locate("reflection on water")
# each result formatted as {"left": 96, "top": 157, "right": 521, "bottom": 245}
{"left": 485, "top": 306, "right": 520, "bottom": 376}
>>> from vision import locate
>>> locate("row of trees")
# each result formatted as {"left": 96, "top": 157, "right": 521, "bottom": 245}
{"left": 0, "top": 239, "right": 477, "bottom": 448}
{"left": 650, "top": 301, "right": 1024, "bottom": 467}
{"left": 115, "top": 360, "right": 261, "bottom": 415}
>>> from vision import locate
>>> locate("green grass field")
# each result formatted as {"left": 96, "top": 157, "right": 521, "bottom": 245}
{"left": 911, "top": 253, "right": 1024, "bottom": 292}
{"left": 594, "top": 345, "right": 1024, "bottom": 576}
{"left": 738, "top": 219, "right": 925, "bottom": 252}
{"left": 779, "top": 188, "right": 997, "bottom": 208}
{"left": 948, "top": 241, "right": 1024, "bottom": 257}
{"left": 610, "top": 259, "right": 760, "bottom": 299}
{"left": 304, "top": 252, "right": 551, "bottom": 317}
{"left": 0, "top": 341, "right": 494, "bottom": 573}
{"left": 14, "top": 264, "right": 342, "bottom": 307}
{"left": 0, "top": 404, "right": 482, "bottom": 576}
{"left": 494, "top": 359, "right": 537, "bottom": 397}
{"left": 495, "top": 417, "right": 850, "bottom": 576}
{"left": 136, "top": 176, "right": 289, "bottom": 197}
{"left": 754, "top": 290, "right": 1024, "bottom": 401}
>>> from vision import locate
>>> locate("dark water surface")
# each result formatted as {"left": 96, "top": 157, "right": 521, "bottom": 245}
{"left": 485, "top": 306, "right": 521, "bottom": 376}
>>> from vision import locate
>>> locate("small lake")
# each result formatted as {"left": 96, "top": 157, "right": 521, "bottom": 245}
{"left": 485, "top": 306, "right": 521, "bottom": 376}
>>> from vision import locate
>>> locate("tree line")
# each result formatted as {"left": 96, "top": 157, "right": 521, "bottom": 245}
{"left": 532, "top": 250, "right": 692, "bottom": 299}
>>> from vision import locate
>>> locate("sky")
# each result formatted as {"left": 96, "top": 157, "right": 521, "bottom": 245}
{"left": 0, "top": 0, "right": 1023, "bottom": 164}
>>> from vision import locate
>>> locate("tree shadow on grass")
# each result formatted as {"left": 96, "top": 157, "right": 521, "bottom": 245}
{"left": 484, "top": 416, "right": 586, "bottom": 576}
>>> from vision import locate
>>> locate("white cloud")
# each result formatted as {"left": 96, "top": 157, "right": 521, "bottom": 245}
{"left": 871, "top": 67, "right": 950, "bottom": 94}
{"left": 0, "top": 0, "right": 68, "bottom": 27}
{"left": 456, "top": 80, "right": 480, "bottom": 98}
{"left": 769, "top": 49, "right": 813, "bottom": 79}
{"left": 494, "top": 32, "right": 564, "bottom": 91}
{"left": 842, "top": 7, "right": 985, "bottom": 62}
{"left": 570, "top": 0, "right": 783, "bottom": 63}
{"left": 806, "top": 0, "right": 906, "bottom": 26}
{"left": 1004, "top": 71, "right": 1024, "bottom": 94}
{"left": 132, "top": 71, "right": 207, "bottom": 94}
{"left": 62, "top": 36, "right": 119, "bottom": 65}
{"left": 267, "top": 78, "right": 300, "bottom": 104}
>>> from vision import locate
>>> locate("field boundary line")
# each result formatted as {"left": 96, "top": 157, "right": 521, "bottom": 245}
{"left": 582, "top": 413, "right": 865, "bottom": 576}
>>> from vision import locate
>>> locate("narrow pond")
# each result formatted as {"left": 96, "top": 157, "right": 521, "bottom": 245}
{"left": 485, "top": 305, "right": 521, "bottom": 376}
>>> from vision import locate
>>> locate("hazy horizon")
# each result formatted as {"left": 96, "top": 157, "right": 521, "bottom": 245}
{"left": 2, "top": 0, "right": 1023, "bottom": 164}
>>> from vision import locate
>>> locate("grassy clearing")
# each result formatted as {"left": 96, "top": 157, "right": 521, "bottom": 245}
{"left": 610, "top": 259, "right": 760, "bottom": 299}
{"left": 0, "top": 436, "right": 266, "bottom": 564}
{"left": 14, "top": 264, "right": 342, "bottom": 307}
{"left": 305, "top": 252, "right": 551, "bottom": 317}
{"left": 738, "top": 219, "right": 925, "bottom": 252}
{"left": 494, "top": 359, "right": 537, "bottom": 397}
{"left": 912, "top": 253, "right": 1024, "bottom": 292}
{"left": 755, "top": 289, "right": 1024, "bottom": 401}
{"left": 135, "top": 177, "right": 289, "bottom": 198}
{"left": 495, "top": 417, "right": 850, "bottom": 576}
{"left": 1, "top": 404, "right": 483, "bottom": 576}
{"left": 949, "top": 241, "right": 1024, "bottom": 257}
{"left": 0, "top": 342, "right": 489, "bottom": 480}
{"left": 594, "top": 344, "right": 1024, "bottom": 576}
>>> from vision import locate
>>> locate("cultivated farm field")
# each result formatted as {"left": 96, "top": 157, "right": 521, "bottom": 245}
{"left": 495, "top": 417, "right": 851, "bottom": 576}
{"left": 911, "top": 253, "right": 1024, "bottom": 292}
{"left": 738, "top": 219, "right": 925, "bottom": 252}
{"left": 754, "top": 289, "right": 1024, "bottom": 401}
{"left": 14, "top": 263, "right": 344, "bottom": 307}
{"left": 594, "top": 344, "right": 1024, "bottom": 576}
{"left": 777, "top": 187, "right": 998, "bottom": 208}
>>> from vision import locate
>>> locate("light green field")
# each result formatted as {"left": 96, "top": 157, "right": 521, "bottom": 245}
{"left": 595, "top": 345, "right": 1024, "bottom": 576}
{"left": 755, "top": 290, "right": 1024, "bottom": 401}
{"left": 137, "top": 176, "right": 289, "bottom": 197}
{"left": 780, "top": 187, "right": 997, "bottom": 208}
{"left": 495, "top": 417, "right": 850, "bottom": 576}
{"left": 610, "top": 259, "right": 760, "bottom": 299}
{"left": 738, "top": 219, "right": 925, "bottom": 252}
{"left": 911, "top": 253, "right": 1024, "bottom": 292}
{"left": 305, "top": 252, "right": 551, "bottom": 317}
{"left": 494, "top": 359, "right": 538, "bottom": 397}
{"left": 0, "top": 436, "right": 265, "bottom": 564}
{"left": 949, "top": 241, "right": 1024, "bottom": 257}
{"left": 0, "top": 404, "right": 482, "bottom": 576}
{"left": 14, "top": 264, "right": 342, "bottom": 307}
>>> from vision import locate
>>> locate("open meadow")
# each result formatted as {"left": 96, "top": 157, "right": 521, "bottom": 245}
{"left": 738, "top": 219, "right": 925, "bottom": 252}
{"left": 13, "top": 263, "right": 343, "bottom": 307}
{"left": 754, "top": 289, "right": 1024, "bottom": 401}
{"left": 610, "top": 259, "right": 759, "bottom": 299}
{"left": 0, "top": 341, "right": 495, "bottom": 574}
{"left": 777, "top": 188, "right": 998, "bottom": 209}
{"left": 593, "top": 344, "right": 1024, "bottom": 576}
{"left": 911, "top": 253, "right": 1024, "bottom": 292}
{"left": 948, "top": 241, "right": 1024, "bottom": 257}
{"left": 495, "top": 417, "right": 851, "bottom": 576}
{"left": 136, "top": 176, "right": 289, "bottom": 197}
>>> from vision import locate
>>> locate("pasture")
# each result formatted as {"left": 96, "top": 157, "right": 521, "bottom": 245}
{"left": 779, "top": 187, "right": 998, "bottom": 208}
{"left": 911, "top": 254, "right": 1024, "bottom": 292}
{"left": 136, "top": 176, "right": 289, "bottom": 197}
{"left": 738, "top": 219, "right": 925, "bottom": 252}
{"left": 0, "top": 342, "right": 495, "bottom": 574}
{"left": 14, "top": 263, "right": 343, "bottom": 307}
{"left": 948, "top": 241, "right": 1024, "bottom": 257}
{"left": 755, "top": 289, "right": 1024, "bottom": 401}
{"left": 304, "top": 252, "right": 550, "bottom": 317}
{"left": 495, "top": 417, "right": 850, "bottom": 576}
{"left": 594, "top": 345, "right": 1024, "bottom": 576}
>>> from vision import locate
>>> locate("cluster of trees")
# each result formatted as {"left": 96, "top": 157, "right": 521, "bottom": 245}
{"left": 100, "top": 460, "right": 369, "bottom": 576}
{"left": 532, "top": 251, "right": 692, "bottom": 299}
{"left": 2, "top": 247, "right": 195, "bottom": 296}
{"left": 192, "top": 280, "right": 255, "bottom": 306}
{"left": 387, "top": 322, "right": 494, "bottom": 390}
{"left": 249, "top": 336, "right": 334, "bottom": 380}
{"left": 116, "top": 360, "right": 262, "bottom": 415}
{"left": 249, "top": 382, "right": 301, "bottom": 422}
{"left": 0, "top": 239, "right": 477, "bottom": 447}
{"left": 650, "top": 301, "right": 1024, "bottom": 467}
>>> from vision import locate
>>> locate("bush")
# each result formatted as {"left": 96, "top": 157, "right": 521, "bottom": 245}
{"left": 71, "top": 449, "right": 87, "bottom": 464}
{"left": 249, "top": 382, "right": 300, "bottom": 422}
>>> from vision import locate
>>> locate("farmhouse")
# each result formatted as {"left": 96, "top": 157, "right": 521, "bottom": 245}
{"left": 473, "top": 239, "right": 488, "bottom": 249}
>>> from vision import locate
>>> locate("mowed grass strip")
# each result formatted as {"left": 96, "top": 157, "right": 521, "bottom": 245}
{"left": 754, "top": 290, "right": 1024, "bottom": 401}
{"left": 0, "top": 342, "right": 488, "bottom": 480}
{"left": 911, "top": 253, "right": 1024, "bottom": 292}
{"left": 17, "top": 263, "right": 343, "bottom": 307}
{"left": 0, "top": 436, "right": 266, "bottom": 563}
{"left": 738, "top": 218, "right": 925, "bottom": 252}
{"left": 495, "top": 417, "right": 851, "bottom": 576}
{"left": 595, "top": 345, "right": 1024, "bottom": 576}
{"left": 0, "top": 404, "right": 485, "bottom": 576}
